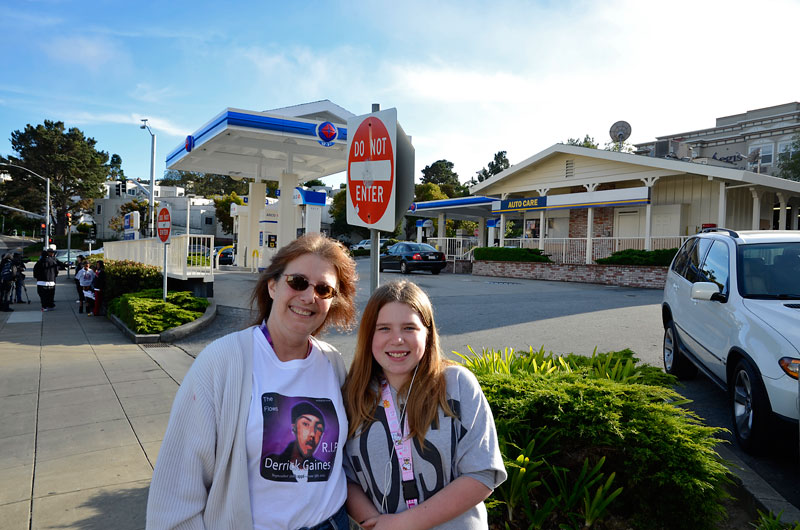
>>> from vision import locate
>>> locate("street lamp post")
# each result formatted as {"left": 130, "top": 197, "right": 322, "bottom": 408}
{"left": 140, "top": 119, "right": 156, "bottom": 237}
{"left": 0, "top": 162, "right": 51, "bottom": 244}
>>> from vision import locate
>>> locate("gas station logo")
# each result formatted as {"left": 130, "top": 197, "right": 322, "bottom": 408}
{"left": 317, "top": 121, "right": 338, "bottom": 146}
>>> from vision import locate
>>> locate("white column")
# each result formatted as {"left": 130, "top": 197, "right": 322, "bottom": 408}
{"left": 640, "top": 178, "right": 658, "bottom": 251}
{"left": 586, "top": 208, "right": 594, "bottom": 264}
{"left": 750, "top": 188, "right": 761, "bottom": 230}
{"left": 717, "top": 181, "right": 727, "bottom": 228}
{"left": 792, "top": 204, "right": 800, "bottom": 230}
{"left": 477, "top": 219, "right": 486, "bottom": 247}
{"left": 305, "top": 205, "right": 322, "bottom": 234}
{"left": 278, "top": 172, "right": 298, "bottom": 249}
{"left": 416, "top": 224, "right": 423, "bottom": 243}
{"left": 248, "top": 181, "right": 266, "bottom": 270}
{"left": 186, "top": 197, "right": 191, "bottom": 236}
{"left": 499, "top": 213, "right": 506, "bottom": 247}
{"left": 539, "top": 210, "right": 545, "bottom": 250}
{"left": 536, "top": 188, "right": 549, "bottom": 251}
{"left": 777, "top": 193, "right": 788, "bottom": 230}
{"left": 584, "top": 183, "right": 598, "bottom": 264}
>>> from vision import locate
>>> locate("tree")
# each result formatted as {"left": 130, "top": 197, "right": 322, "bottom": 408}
{"left": 414, "top": 182, "right": 448, "bottom": 202}
{"left": 472, "top": 150, "right": 510, "bottom": 184}
{"left": 603, "top": 141, "right": 635, "bottom": 153}
{"left": 108, "top": 153, "right": 125, "bottom": 181}
{"left": 108, "top": 198, "right": 150, "bottom": 235}
{"left": 3, "top": 120, "right": 112, "bottom": 235}
{"left": 160, "top": 169, "right": 251, "bottom": 197}
{"left": 328, "top": 187, "right": 369, "bottom": 240}
{"left": 420, "top": 159, "right": 468, "bottom": 198}
{"left": 565, "top": 135, "right": 599, "bottom": 149}
{"left": 777, "top": 133, "right": 800, "bottom": 182}
{"left": 302, "top": 179, "right": 325, "bottom": 187}
{"left": 213, "top": 192, "right": 245, "bottom": 234}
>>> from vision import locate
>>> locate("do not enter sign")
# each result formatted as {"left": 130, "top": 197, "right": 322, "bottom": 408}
{"left": 157, "top": 206, "right": 172, "bottom": 243}
{"left": 347, "top": 108, "right": 397, "bottom": 232}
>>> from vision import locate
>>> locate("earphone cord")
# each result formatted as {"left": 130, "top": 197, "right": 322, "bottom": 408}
{"left": 380, "top": 364, "right": 420, "bottom": 514}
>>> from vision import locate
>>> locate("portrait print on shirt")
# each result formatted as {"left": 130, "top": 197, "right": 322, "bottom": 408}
{"left": 260, "top": 393, "right": 339, "bottom": 483}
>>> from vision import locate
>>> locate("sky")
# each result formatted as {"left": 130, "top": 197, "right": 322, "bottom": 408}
{"left": 2, "top": 0, "right": 799, "bottom": 190}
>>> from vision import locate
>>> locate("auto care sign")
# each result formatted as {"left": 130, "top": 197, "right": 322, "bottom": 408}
{"left": 157, "top": 205, "right": 172, "bottom": 243}
{"left": 346, "top": 108, "right": 397, "bottom": 232}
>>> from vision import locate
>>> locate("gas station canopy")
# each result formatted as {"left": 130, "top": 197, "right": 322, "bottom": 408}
{"left": 166, "top": 100, "right": 355, "bottom": 182}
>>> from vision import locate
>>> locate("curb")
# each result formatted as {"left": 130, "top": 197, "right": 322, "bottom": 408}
{"left": 717, "top": 444, "right": 800, "bottom": 524}
{"left": 108, "top": 298, "right": 218, "bottom": 344}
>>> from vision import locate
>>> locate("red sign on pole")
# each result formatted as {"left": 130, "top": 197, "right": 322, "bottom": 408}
{"left": 347, "top": 109, "right": 397, "bottom": 232}
{"left": 157, "top": 206, "right": 172, "bottom": 243}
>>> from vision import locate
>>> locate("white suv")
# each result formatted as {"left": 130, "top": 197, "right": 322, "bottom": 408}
{"left": 662, "top": 229, "right": 800, "bottom": 453}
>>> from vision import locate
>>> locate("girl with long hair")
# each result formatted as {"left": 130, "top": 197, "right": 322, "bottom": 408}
{"left": 343, "top": 280, "right": 506, "bottom": 529}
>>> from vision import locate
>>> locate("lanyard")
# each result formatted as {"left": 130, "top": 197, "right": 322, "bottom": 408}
{"left": 379, "top": 378, "right": 419, "bottom": 509}
{"left": 259, "top": 324, "right": 312, "bottom": 357}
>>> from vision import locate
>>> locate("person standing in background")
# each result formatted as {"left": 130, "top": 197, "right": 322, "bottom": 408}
{"left": 33, "top": 248, "right": 58, "bottom": 312}
{"left": 75, "top": 259, "right": 94, "bottom": 314}
{"left": 88, "top": 260, "right": 104, "bottom": 317}
{"left": 11, "top": 248, "right": 26, "bottom": 303}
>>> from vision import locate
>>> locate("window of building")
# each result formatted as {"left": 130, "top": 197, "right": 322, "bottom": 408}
{"left": 205, "top": 217, "right": 213, "bottom": 225}
{"left": 96, "top": 204, "right": 102, "bottom": 215}
{"left": 749, "top": 144, "right": 773, "bottom": 167}
{"left": 778, "top": 140, "right": 797, "bottom": 163}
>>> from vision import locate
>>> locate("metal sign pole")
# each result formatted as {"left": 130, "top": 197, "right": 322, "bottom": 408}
{"left": 163, "top": 243, "right": 168, "bottom": 301}
{"left": 370, "top": 229, "right": 379, "bottom": 293}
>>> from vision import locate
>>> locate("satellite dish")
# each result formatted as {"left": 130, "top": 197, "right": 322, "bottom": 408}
{"left": 609, "top": 121, "right": 632, "bottom": 143}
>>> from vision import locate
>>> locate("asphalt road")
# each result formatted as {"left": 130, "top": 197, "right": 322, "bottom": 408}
{"left": 176, "top": 259, "right": 799, "bottom": 510}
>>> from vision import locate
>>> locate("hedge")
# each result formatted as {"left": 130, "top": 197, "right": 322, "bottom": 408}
{"left": 595, "top": 248, "right": 679, "bottom": 266}
{"left": 473, "top": 246, "right": 552, "bottom": 262}
{"left": 108, "top": 289, "right": 209, "bottom": 334}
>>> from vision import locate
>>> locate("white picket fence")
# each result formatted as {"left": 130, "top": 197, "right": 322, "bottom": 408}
{"left": 429, "top": 236, "right": 687, "bottom": 264}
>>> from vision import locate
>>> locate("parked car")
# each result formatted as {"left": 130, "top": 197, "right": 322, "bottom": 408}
{"left": 350, "top": 238, "right": 391, "bottom": 251}
{"left": 380, "top": 242, "right": 446, "bottom": 275}
{"left": 217, "top": 248, "right": 234, "bottom": 265}
{"left": 53, "top": 249, "right": 82, "bottom": 270}
{"left": 662, "top": 228, "right": 800, "bottom": 453}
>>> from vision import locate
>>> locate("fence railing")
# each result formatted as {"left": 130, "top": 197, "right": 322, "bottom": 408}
{"left": 489, "top": 236, "right": 688, "bottom": 264}
{"left": 426, "top": 237, "right": 480, "bottom": 261}
{"left": 104, "top": 234, "right": 215, "bottom": 281}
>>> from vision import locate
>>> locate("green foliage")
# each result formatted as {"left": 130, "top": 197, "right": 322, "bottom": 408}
{"left": 595, "top": 247, "right": 679, "bottom": 266}
{"left": 420, "top": 159, "right": 468, "bottom": 198}
{"left": 160, "top": 169, "right": 251, "bottom": 197}
{"left": 753, "top": 510, "right": 800, "bottom": 530}
{"left": 457, "top": 347, "right": 731, "bottom": 529}
{"left": 777, "top": 133, "right": 800, "bottom": 182}
{"left": 565, "top": 135, "right": 599, "bottom": 149}
{"left": 87, "top": 258, "right": 162, "bottom": 302}
{"left": 472, "top": 150, "right": 510, "bottom": 184}
{"left": 213, "top": 192, "right": 245, "bottom": 235}
{"left": 473, "top": 246, "right": 552, "bottom": 263}
{"left": 108, "top": 198, "right": 149, "bottom": 235}
{"left": 108, "top": 289, "right": 209, "bottom": 334}
{"left": 2, "top": 120, "right": 113, "bottom": 236}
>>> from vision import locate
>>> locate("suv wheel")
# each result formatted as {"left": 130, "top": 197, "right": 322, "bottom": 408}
{"left": 730, "top": 358, "right": 770, "bottom": 453}
{"left": 663, "top": 321, "right": 697, "bottom": 379}
{"left": 400, "top": 261, "right": 409, "bottom": 274}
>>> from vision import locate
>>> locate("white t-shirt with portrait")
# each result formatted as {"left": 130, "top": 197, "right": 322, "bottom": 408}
{"left": 246, "top": 327, "right": 347, "bottom": 529}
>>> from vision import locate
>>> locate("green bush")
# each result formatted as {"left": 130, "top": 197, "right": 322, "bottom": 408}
{"left": 595, "top": 248, "right": 679, "bottom": 266}
{"left": 473, "top": 246, "right": 552, "bottom": 262}
{"left": 108, "top": 289, "right": 209, "bottom": 334}
{"left": 456, "top": 347, "right": 732, "bottom": 529}
{"left": 87, "top": 258, "right": 162, "bottom": 302}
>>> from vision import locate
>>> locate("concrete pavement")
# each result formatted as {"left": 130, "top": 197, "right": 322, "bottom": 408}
{"left": 0, "top": 275, "right": 193, "bottom": 530}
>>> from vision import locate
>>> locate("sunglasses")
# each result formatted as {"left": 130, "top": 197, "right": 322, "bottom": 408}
{"left": 283, "top": 274, "right": 338, "bottom": 299}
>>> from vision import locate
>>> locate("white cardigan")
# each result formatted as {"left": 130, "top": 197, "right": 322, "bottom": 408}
{"left": 146, "top": 327, "right": 347, "bottom": 529}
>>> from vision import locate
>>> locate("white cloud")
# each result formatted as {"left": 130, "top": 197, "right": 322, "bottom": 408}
{"left": 129, "top": 83, "right": 181, "bottom": 104}
{"left": 62, "top": 111, "right": 188, "bottom": 138}
{"left": 42, "top": 35, "right": 128, "bottom": 73}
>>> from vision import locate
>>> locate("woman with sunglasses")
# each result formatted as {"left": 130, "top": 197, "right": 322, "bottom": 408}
{"left": 147, "top": 233, "right": 357, "bottom": 530}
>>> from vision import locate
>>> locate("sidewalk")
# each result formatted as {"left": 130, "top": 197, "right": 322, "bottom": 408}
{"left": 0, "top": 276, "right": 193, "bottom": 530}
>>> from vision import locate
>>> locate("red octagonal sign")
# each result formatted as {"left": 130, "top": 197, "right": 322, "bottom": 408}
{"left": 157, "top": 206, "right": 171, "bottom": 243}
{"left": 347, "top": 115, "right": 394, "bottom": 228}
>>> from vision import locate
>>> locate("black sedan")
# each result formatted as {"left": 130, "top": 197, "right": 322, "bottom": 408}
{"left": 379, "top": 242, "right": 446, "bottom": 275}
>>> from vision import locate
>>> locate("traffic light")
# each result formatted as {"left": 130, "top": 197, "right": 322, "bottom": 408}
{"left": 67, "top": 212, "right": 72, "bottom": 226}
{"left": 40, "top": 223, "right": 46, "bottom": 236}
